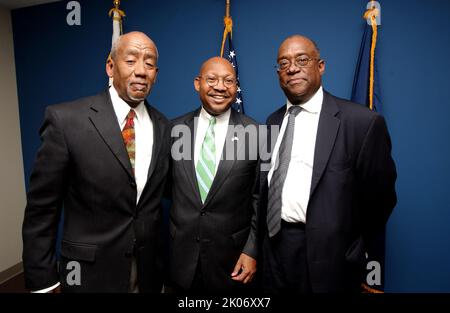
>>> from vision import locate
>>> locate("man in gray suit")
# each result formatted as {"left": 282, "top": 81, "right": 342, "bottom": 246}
{"left": 168, "top": 57, "right": 259, "bottom": 294}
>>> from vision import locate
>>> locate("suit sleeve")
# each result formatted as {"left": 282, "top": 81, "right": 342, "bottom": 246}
{"left": 242, "top": 161, "right": 260, "bottom": 259}
{"left": 22, "top": 107, "right": 70, "bottom": 291}
{"left": 356, "top": 114, "right": 397, "bottom": 235}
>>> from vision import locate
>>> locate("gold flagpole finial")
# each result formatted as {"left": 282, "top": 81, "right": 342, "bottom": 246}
{"left": 107, "top": 0, "right": 125, "bottom": 66}
{"left": 109, "top": 0, "right": 125, "bottom": 19}
{"left": 364, "top": 1, "right": 379, "bottom": 25}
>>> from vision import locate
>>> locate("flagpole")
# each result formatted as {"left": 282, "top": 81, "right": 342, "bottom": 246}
{"left": 108, "top": 0, "right": 126, "bottom": 85}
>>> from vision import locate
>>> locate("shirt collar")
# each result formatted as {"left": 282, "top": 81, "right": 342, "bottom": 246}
{"left": 109, "top": 85, "right": 146, "bottom": 124}
{"left": 199, "top": 106, "right": 231, "bottom": 124}
{"left": 286, "top": 86, "right": 323, "bottom": 114}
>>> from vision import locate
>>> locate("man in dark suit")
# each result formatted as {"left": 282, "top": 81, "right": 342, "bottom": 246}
{"left": 169, "top": 57, "right": 259, "bottom": 294}
{"left": 260, "top": 35, "right": 397, "bottom": 293}
{"left": 22, "top": 31, "right": 170, "bottom": 293}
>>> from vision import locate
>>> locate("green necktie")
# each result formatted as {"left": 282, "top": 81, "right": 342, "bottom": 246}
{"left": 196, "top": 116, "right": 217, "bottom": 203}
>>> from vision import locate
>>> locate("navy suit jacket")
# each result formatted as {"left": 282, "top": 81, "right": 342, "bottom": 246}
{"left": 259, "top": 90, "right": 397, "bottom": 292}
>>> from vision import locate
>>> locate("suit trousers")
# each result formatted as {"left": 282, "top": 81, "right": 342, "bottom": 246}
{"left": 171, "top": 258, "right": 205, "bottom": 294}
{"left": 129, "top": 257, "right": 139, "bottom": 293}
{"left": 262, "top": 221, "right": 312, "bottom": 293}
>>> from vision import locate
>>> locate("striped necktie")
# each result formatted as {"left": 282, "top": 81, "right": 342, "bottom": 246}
{"left": 196, "top": 116, "right": 217, "bottom": 203}
{"left": 122, "top": 109, "right": 136, "bottom": 175}
{"left": 267, "top": 105, "right": 302, "bottom": 237}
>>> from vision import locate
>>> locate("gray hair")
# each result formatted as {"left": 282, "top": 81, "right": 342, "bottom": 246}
{"left": 110, "top": 32, "right": 159, "bottom": 61}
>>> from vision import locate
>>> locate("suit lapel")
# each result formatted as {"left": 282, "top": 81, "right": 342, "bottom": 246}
{"left": 309, "top": 91, "right": 340, "bottom": 197}
{"left": 145, "top": 102, "right": 164, "bottom": 181}
{"left": 268, "top": 106, "right": 287, "bottom": 161}
{"left": 203, "top": 109, "right": 243, "bottom": 207}
{"left": 183, "top": 109, "right": 203, "bottom": 205}
{"left": 89, "top": 90, "right": 134, "bottom": 179}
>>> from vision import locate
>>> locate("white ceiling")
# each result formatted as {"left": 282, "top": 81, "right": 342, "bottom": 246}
{"left": 0, "top": 0, "right": 61, "bottom": 10}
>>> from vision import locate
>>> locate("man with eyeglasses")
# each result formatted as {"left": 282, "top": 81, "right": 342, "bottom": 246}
{"left": 259, "top": 35, "right": 397, "bottom": 293}
{"left": 168, "top": 57, "right": 259, "bottom": 294}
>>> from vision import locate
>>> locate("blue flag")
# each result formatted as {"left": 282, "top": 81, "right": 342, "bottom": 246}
{"left": 351, "top": 13, "right": 386, "bottom": 293}
{"left": 223, "top": 34, "right": 245, "bottom": 113}
{"left": 351, "top": 23, "right": 382, "bottom": 112}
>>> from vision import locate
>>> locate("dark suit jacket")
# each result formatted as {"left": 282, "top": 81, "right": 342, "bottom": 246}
{"left": 259, "top": 90, "right": 397, "bottom": 292}
{"left": 22, "top": 90, "right": 171, "bottom": 292}
{"left": 169, "top": 108, "right": 259, "bottom": 292}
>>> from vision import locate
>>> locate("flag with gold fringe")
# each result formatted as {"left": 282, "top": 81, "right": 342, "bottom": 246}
{"left": 351, "top": 1, "right": 385, "bottom": 293}
{"left": 220, "top": 0, "right": 245, "bottom": 113}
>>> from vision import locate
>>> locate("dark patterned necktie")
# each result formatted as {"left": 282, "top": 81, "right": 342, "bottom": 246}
{"left": 122, "top": 109, "right": 136, "bottom": 175}
{"left": 267, "top": 105, "right": 302, "bottom": 237}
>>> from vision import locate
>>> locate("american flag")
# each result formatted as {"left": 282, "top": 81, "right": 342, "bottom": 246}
{"left": 223, "top": 35, "right": 245, "bottom": 113}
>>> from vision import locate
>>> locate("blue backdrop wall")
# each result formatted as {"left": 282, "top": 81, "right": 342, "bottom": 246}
{"left": 11, "top": 0, "right": 450, "bottom": 292}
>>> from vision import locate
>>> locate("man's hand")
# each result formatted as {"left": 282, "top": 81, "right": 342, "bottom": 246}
{"left": 231, "top": 253, "right": 256, "bottom": 284}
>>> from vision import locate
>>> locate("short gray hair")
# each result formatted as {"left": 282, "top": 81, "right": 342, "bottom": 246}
{"left": 110, "top": 32, "right": 159, "bottom": 61}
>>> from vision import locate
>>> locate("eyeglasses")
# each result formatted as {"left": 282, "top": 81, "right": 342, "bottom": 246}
{"left": 199, "top": 76, "right": 237, "bottom": 88}
{"left": 276, "top": 56, "right": 321, "bottom": 71}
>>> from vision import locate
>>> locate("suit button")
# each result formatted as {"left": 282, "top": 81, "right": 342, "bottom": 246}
{"left": 196, "top": 237, "right": 200, "bottom": 242}
{"left": 130, "top": 181, "right": 136, "bottom": 188}
{"left": 200, "top": 210, "right": 206, "bottom": 216}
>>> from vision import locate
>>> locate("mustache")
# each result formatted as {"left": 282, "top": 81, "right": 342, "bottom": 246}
{"left": 207, "top": 92, "right": 231, "bottom": 97}
{"left": 286, "top": 75, "right": 307, "bottom": 84}
{"left": 129, "top": 81, "right": 149, "bottom": 88}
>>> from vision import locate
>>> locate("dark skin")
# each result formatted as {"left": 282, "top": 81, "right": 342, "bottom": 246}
{"left": 277, "top": 35, "right": 325, "bottom": 105}
{"left": 194, "top": 57, "right": 237, "bottom": 116}
{"left": 106, "top": 31, "right": 159, "bottom": 108}
{"left": 43, "top": 32, "right": 158, "bottom": 293}
{"left": 193, "top": 57, "right": 257, "bottom": 284}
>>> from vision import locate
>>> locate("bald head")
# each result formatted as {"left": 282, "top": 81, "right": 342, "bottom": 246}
{"left": 106, "top": 31, "right": 159, "bottom": 107}
{"left": 111, "top": 31, "right": 159, "bottom": 61}
{"left": 276, "top": 34, "right": 325, "bottom": 105}
{"left": 278, "top": 35, "right": 321, "bottom": 60}
{"left": 194, "top": 56, "right": 237, "bottom": 116}
{"left": 198, "top": 57, "right": 235, "bottom": 77}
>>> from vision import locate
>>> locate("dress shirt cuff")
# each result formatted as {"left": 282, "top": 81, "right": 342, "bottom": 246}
{"left": 32, "top": 282, "right": 60, "bottom": 293}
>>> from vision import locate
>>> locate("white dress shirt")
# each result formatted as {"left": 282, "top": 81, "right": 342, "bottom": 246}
{"left": 268, "top": 87, "right": 323, "bottom": 223}
{"left": 109, "top": 85, "right": 153, "bottom": 204}
{"left": 194, "top": 107, "right": 231, "bottom": 173}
